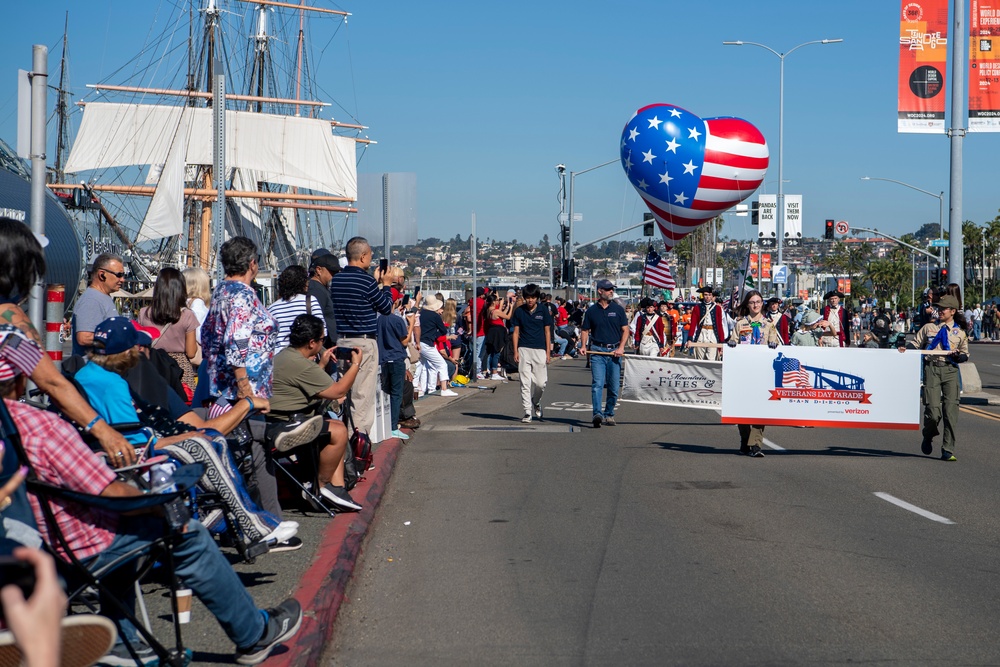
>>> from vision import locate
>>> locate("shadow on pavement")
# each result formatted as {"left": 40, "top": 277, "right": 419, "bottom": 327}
{"left": 655, "top": 441, "right": 923, "bottom": 458}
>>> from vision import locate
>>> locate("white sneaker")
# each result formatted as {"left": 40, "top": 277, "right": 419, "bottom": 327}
{"left": 490, "top": 373, "right": 504, "bottom": 380}
{"left": 440, "top": 389, "right": 458, "bottom": 397}
{"left": 262, "top": 520, "right": 299, "bottom": 545}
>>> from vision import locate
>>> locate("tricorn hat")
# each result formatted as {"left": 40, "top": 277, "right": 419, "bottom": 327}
{"left": 823, "top": 290, "right": 845, "bottom": 300}
{"left": 697, "top": 286, "right": 715, "bottom": 295}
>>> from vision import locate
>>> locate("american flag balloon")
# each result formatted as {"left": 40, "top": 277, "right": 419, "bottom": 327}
{"left": 621, "top": 103, "right": 769, "bottom": 252}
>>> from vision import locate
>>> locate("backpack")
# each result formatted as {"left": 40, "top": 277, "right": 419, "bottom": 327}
{"left": 341, "top": 390, "right": 373, "bottom": 491}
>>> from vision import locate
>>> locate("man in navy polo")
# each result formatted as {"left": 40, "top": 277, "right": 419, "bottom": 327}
{"left": 329, "top": 237, "right": 394, "bottom": 434}
{"left": 580, "top": 280, "right": 630, "bottom": 428}
{"left": 512, "top": 283, "right": 552, "bottom": 423}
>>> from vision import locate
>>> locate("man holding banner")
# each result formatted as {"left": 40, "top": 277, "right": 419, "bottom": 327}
{"left": 581, "top": 280, "right": 630, "bottom": 428}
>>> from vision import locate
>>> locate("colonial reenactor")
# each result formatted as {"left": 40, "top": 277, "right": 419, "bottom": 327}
{"left": 820, "top": 290, "right": 851, "bottom": 347}
{"left": 632, "top": 297, "right": 670, "bottom": 357}
{"left": 901, "top": 294, "right": 969, "bottom": 461}
{"left": 688, "top": 287, "right": 727, "bottom": 361}
{"left": 764, "top": 297, "right": 790, "bottom": 345}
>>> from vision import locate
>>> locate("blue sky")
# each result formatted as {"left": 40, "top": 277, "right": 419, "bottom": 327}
{"left": 1, "top": 0, "right": 996, "bottom": 249}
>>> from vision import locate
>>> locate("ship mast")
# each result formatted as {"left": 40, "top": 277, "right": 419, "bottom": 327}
{"left": 52, "top": 12, "right": 71, "bottom": 184}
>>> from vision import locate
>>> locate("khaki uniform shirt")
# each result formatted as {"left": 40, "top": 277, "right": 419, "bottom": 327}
{"left": 728, "top": 314, "right": 782, "bottom": 346}
{"left": 913, "top": 321, "right": 970, "bottom": 360}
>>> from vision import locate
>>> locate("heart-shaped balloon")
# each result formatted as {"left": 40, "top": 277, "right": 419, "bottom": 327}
{"left": 621, "top": 103, "right": 769, "bottom": 252}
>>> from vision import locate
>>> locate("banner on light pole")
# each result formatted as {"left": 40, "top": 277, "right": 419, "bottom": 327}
{"left": 897, "top": 0, "right": 948, "bottom": 133}
{"left": 969, "top": 0, "right": 1000, "bottom": 132}
{"left": 758, "top": 194, "right": 776, "bottom": 248}
{"left": 784, "top": 194, "right": 803, "bottom": 246}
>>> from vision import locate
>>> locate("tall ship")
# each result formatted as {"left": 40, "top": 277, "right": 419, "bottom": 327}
{"left": 37, "top": 0, "right": 370, "bottom": 290}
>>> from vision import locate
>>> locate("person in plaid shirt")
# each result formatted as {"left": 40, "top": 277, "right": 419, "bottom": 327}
{"left": 0, "top": 359, "right": 303, "bottom": 665}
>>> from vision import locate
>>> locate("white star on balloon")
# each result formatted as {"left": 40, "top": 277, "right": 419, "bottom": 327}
{"left": 665, "top": 138, "right": 680, "bottom": 153}
{"left": 682, "top": 160, "right": 698, "bottom": 174}
{"left": 624, "top": 154, "right": 633, "bottom": 171}
{"left": 647, "top": 116, "right": 662, "bottom": 129}
{"left": 642, "top": 149, "right": 656, "bottom": 164}
{"left": 629, "top": 127, "right": 640, "bottom": 141}
{"left": 674, "top": 192, "right": 689, "bottom": 204}
{"left": 688, "top": 126, "right": 702, "bottom": 140}
{"left": 659, "top": 172, "right": 673, "bottom": 185}
{"left": 637, "top": 179, "right": 649, "bottom": 190}
{"left": 668, "top": 108, "right": 682, "bottom": 118}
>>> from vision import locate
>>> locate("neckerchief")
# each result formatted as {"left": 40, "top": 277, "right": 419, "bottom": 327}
{"left": 927, "top": 324, "right": 951, "bottom": 351}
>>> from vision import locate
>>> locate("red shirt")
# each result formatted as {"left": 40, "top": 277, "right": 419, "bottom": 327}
{"left": 556, "top": 306, "right": 569, "bottom": 327}
{"left": 8, "top": 399, "right": 118, "bottom": 560}
{"left": 468, "top": 297, "right": 487, "bottom": 337}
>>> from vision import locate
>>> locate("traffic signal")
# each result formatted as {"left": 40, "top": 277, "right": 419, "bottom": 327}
{"left": 553, "top": 267, "right": 562, "bottom": 286}
{"left": 825, "top": 219, "right": 835, "bottom": 240}
{"left": 937, "top": 266, "right": 949, "bottom": 286}
{"left": 558, "top": 226, "right": 568, "bottom": 244}
{"left": 751, "top": 201, "right": 760, "bottom": 225}
{"left": 563, "top": 258, "right": 576, "bottom": 285}
{"left": 643, "top": 212, "right": 655, "bottom": 237}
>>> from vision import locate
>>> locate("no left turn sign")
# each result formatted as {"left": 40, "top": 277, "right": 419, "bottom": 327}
{"left": 835, "top": 220, "right": 849, "bottom": 235}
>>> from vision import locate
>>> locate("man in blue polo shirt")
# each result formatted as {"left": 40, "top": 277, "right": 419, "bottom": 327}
{"left": 512, "top": 283, "right": 552, "bottom": 423}
{"left": 580, "top": 279, "right": 630, "bottom": 428}
{"left": 329, "top": 237, "right": 394, "bottom": 434}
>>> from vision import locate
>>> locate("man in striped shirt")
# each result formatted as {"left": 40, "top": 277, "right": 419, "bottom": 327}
{"left": 329, "top": 237, "right": 394, "bottom": 434}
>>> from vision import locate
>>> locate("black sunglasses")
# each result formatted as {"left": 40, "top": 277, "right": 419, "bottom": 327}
{"left": 102, "top": 269, "right": 126, "bottom": 278}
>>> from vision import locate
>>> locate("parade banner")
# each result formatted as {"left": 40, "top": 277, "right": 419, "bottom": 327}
{"left": 969, "top": 0, "right": 1000, "bottom": 131}
{"left": 749, "top": 253, "right": 759, "bottom": 279}
{"left": 761, "top": 253, "right": 772, "bottom": 280}
{"left": 757, "top": 194, "right": 777, "bottom": 248}
{"left": 898, "top": 0, "right": 949, "bottom": 133}
{"left": 720, "top": 346, "right": 921, "bottom": 429}
{"left": 622, "top": 354, "right": 723, "bottom": 410}
{"left": 784, "top": 194, "right": 803, "bottom": 246}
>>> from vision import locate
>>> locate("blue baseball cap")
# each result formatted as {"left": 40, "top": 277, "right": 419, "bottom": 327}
{"left": 92, "top": 317, "right": 152, "bottom": 355}
{"left": 596, "top": 279, "right": 615, "bottom": 291}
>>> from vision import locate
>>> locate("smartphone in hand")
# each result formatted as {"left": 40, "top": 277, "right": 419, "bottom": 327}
{"left": 379, "top": 258, "right": 388, "bottom": 274}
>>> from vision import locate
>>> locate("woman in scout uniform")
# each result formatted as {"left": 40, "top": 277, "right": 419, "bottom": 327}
{"left": 899, "top": 294, "right": 969, "bottom": 461}
{"left": 726, "top": 290, "right": 782, "bottom": 457}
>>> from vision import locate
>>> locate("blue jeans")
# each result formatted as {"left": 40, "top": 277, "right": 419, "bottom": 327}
{"left": 381, "top": 359, "right": 407, "bottom": 430}
{"left": 474, "top": 336, "right": 487, "bottom": 375}
{"left": 86, "top": 517, "right": 264, "bottom": 650}
{"left": 973, "top": 320, "right": 982, "bottom": 340}
{"left": 553, "top": 336, "right": 570, "bottom": 357}
{"left": 590, "top": 352, "right": 621, "bottom": 418}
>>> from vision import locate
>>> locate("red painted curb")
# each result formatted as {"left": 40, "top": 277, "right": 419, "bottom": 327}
{"left": 267, "top": 435, "right": 404, "bottom": 667}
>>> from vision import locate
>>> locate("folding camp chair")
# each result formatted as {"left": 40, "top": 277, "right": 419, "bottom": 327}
{"left": 0, "top": 399, "right": 205, "bottom": 667}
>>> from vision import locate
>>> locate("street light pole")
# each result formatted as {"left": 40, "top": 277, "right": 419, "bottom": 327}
{"left": 982, "top": 226, "right": 987, "bottom": 305}
{"left": 723, "top": 38, "right": 843, "bottom": 279}
{"left": 860, "top": 176, "right": 945, "bottom": 269}
{"left": 567, "top": 159, "right": 618, "bottom": 294}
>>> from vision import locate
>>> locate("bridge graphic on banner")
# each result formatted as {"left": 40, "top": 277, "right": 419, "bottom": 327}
{"left": 769, "top": 353, "right": 869, "bottom": 403}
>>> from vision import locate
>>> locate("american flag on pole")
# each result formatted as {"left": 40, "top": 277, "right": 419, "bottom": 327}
{"left": 643, "top": 246, "right": 676, "bottom": 290}
{"left": 780, "top": 356, "right": 811, "bottom": 389}
{"left": 621, "top": 104, "right": 769, "bottom": 252}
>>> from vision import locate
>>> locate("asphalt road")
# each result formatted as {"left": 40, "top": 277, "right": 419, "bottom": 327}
{"left": 329, "top": 352, "right": 1000, "bottom": 666}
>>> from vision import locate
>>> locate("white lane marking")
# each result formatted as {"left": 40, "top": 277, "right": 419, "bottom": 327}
{"left": 874, "top": 492, "right": 955, "bottom": 524}
{"left": 714, "top": 410, "right": 786, "bottom": 451}
{"left": 762, "top": 437, "right": 785, "bottom": 451}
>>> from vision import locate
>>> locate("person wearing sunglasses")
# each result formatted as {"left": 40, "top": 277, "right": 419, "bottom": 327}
{"left": 72, "top": 253, "right": 125, "bottom": 356}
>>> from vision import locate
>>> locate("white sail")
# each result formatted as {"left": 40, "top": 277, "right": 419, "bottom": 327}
{"left": 65, "top": 102, "right": 358, "bottom": 199}
{"left": 136, "top": 111, "right": 190, "bottom": 242}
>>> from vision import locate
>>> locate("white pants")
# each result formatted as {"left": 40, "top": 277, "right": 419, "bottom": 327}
{"left": 518, "top": 347, "right": 548, "bottom": 414}
{"left": 639, "top": 337, "right": 660, "bottom": 357}
{"left": 417, "top": 342, "right": 449, "bottom": 393}
{"left": 693, "top": 330, "right": 719, "bottom": 361}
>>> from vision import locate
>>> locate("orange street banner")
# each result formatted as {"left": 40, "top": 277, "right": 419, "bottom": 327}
{"left": 761, "top": 253, "right": 772, "bottom": 280}
{"left": 970, "top": 0, "right": 1000, "bottom": 131}
{"left": 749, "top": 253, "right": 759, "bottom": 279}
{"left": 898, "top": 0, "right": 949, "bottom": 133}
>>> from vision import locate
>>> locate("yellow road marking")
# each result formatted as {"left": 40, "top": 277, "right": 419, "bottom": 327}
{"left": 959, "top": 405, "right": 1000, "bottom": 422}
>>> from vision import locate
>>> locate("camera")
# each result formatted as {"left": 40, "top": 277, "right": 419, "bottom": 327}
{"left": 0, "top": 556, "right": 35, "bottom": 622}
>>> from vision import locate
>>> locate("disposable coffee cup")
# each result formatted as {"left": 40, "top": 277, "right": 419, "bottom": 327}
{"left": 175, "top": 588, "right": 192, "bottom": 624}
